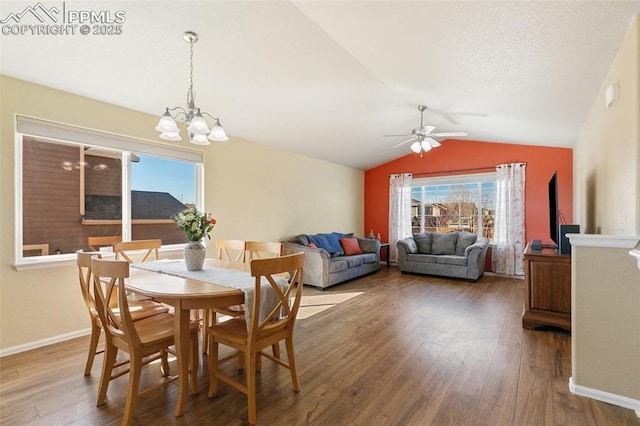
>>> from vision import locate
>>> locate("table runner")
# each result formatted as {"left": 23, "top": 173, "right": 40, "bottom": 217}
{"left": 131, "top": 260, "right": 287, "bottom": 328}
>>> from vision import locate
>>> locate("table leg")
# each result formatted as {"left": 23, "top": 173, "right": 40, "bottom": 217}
{"left": 174, "top": 306, "right": 193, "bottom": 417}
{"left": 380, "top": 244, "right": 390, "bottom": 268}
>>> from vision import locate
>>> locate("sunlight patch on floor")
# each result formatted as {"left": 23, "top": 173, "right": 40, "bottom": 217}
{"left": 298, "top": 291, "right": 363, "bottom": 319}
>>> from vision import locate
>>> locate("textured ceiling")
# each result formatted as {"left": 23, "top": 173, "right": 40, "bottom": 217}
{"left": 1, "top": 1, "right": 639, "bottom": 170}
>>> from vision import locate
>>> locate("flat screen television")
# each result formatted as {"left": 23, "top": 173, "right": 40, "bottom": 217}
{"left": 548, "top": 171, "right": 559, "bottom": 247}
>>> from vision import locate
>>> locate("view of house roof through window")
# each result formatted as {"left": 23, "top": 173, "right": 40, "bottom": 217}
{"left": 19, "top": 133, "right": 201, "bottom": 259}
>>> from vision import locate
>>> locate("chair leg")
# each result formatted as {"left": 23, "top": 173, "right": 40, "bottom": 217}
{"left": 97, "top": 345, "right": 118, "bottom": 406}
{"left": 253, "top": 343, "right": 279, "bottom": 372}
{"left": 189, "top": 328, "right": 199, "bottom": 394}
{"left": 255, "top": 351, "right": 262, "bottom": 372}
{"left": 84, "top": 321, "right": 101, "bottom": 376}
{"left": 160, "top": 349, "right": 170, "bottom": 377}
{"left": 247, "top": 351, "right": 257, "bottom": 425}
{"left": 255, "top": 343, "right": 279, "bottom": 371}
{"left": 122, "top": 355, "right": 142, "bottom": 426}
{"left": 237, "top": 351, "right": 245, "bottom": 370}
{"left": 201, "top": 309, "right": 210, "bottom": 354}
{"left": 285, "top": 337, "right": 300, "bottom": 392}
{"left": 207, "top": 336, "right": 219, "bottom": 398}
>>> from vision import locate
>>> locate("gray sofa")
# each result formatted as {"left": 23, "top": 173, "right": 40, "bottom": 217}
{"left": 282, "top": 233, "right": 380, "bottom": 289}
{"left": 397, "top": 231, "right": 489, "bottom": 281}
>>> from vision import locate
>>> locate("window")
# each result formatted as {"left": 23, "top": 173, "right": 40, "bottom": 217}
{"left": 17, "top": 116, "right": 203, "bottom": 263}
{"left": 411, "top": 173, "right": 496, "bottom": 241}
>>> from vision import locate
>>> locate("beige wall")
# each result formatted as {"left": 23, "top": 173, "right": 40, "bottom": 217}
{"left": 0, "top": 75, "right": 363, "bottom": 351}
{"left": 571, "top": 14, "right": 640, "bottom": 405}
{"left": 574, "top": 14, "right": 639, "bottom": 235}
{"left": 572, "top": 243, "right": 640, "bottom": 401}
{"left": 203, "top": 134, "right": 364, "bottom": 244}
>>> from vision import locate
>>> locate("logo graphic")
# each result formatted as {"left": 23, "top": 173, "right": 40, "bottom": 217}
{"left": 0, "top": 2, "right": 59, "bottom": 24}
{"left": 1, "top": 2, "right": 126, "bottom": 36}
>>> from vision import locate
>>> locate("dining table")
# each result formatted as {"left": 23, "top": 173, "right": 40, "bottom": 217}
{"left": 124, "top": 258, "right": 250, "bottom": 417}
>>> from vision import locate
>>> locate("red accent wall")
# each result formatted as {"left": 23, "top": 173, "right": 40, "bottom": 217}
{"left": 364, "top": 139, "right": 573, "bottom": 247}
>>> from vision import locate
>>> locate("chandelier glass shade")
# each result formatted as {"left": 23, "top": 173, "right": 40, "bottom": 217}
{"left": 156, "top": 31, "right": 228, "bottom": 145}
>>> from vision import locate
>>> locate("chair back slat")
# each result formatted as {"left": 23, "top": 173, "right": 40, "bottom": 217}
{"left": 245, "top": 241, "right": 282, "bottom": 262}
{"left": 113, "top": 239, "right": 161, "bottom": 263}
{"left": 216, "top": 239, "right": 246, "bottom": 262}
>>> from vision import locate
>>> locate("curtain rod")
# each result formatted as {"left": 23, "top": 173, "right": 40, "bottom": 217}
{"left": 404, "top": 165, "right": 496, "bottom": 178}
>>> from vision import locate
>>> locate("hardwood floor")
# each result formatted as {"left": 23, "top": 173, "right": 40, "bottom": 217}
{"left": 1, "top": 268, "right": 638, "bottom": 425}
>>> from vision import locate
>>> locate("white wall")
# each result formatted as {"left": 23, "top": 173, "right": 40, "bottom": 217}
{"left": 0, "top": 75, "right": 364, "bottom": 352}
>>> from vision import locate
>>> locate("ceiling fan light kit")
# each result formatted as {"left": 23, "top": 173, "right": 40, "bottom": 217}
{"left": 386, "top": 104, "right": 468, "bottom": 155}
{"left": 156, "top": 31, "right": 228, "bottom": 145}
{"left": 411, "top": 140, "right": 434, "bottom": 154}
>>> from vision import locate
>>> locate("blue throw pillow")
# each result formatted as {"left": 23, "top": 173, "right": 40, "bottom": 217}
{"left": 307, "top": 233, "right": 345, "bottom": 256}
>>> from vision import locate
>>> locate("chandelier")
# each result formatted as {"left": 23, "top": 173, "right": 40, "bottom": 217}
{"left": 155, "top": 31, "right": 228, "bottom": 145}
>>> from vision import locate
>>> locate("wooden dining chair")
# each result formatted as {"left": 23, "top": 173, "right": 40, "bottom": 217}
{"left": 207, "top": 252, "right": 305, "bottom": 425}
{"left": 113, "top": 239, "right": 161, "bottom": 263}
{"left": 76, "top": 252, "right": 169, "bottom": 376}
{"left": 244, "top": 241, "right": 282, "bottom": 262}
{"left": 235, "top": 241, "right": 284, "bottom": 360}
{"left": 200, "top": 239, "right": 247, "bottom": 352}
{"left": 91, "top": 258, "right": 199, "bottom": 425}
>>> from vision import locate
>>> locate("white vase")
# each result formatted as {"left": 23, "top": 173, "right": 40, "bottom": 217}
{"left": 184, "top": 241, "right": 205, "bottom": 271}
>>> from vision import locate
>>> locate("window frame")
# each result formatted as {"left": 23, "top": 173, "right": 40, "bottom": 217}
{"left": 411, "top": 172, "right": 496, "bottom": 240}
{"left": 14, "top": 116, "right": 204, "bottom": 271}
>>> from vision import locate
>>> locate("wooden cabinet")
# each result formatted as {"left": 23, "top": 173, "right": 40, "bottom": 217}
{"left": 522, "top": 243, "right": 571, "bottom": 331}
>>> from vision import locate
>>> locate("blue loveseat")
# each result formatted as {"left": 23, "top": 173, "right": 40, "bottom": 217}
{"left": 282, "top": 232, "right": 381, "bottom": 289}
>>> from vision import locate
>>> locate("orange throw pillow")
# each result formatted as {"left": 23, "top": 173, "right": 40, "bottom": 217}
{"left": 340, "top": 237, "right": 363, "bottom": 256}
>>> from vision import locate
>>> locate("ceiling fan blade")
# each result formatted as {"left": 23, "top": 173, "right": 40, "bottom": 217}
{"left": 426, "top": 106, "right": 487, "bottom": 123}
{"left": 384, "top": 134, "right": 412, "bottom": 137}
{"left": 442, "top": 115, "right": 459, "bottom": 125}
{"left": 422, "top": 125, "right": 436, "bottom": 134}
{"left": 392, "top": 137, "right": 417, "bottom": 148}
{"left": 425, "top": 137, "right": 441, "bottom": 148}
{"left": 431, "top": 131, "right": 468, "bottom": 137}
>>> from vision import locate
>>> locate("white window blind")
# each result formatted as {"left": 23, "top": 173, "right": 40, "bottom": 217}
{"left": 16, "top": 115, "right": 203, "bottom": 163}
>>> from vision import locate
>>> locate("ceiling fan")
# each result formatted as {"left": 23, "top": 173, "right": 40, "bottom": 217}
{"left": 386, "top": 105, "right": 468, "bottom": 154}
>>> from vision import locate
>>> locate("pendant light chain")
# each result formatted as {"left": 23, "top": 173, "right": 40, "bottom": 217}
{"left": 188, "top": 39, "right": 195, "bottom": 105}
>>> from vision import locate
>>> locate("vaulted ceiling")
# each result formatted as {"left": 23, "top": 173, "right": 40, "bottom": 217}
{"left": 1, "top": 1, "right": 639, "bottom": 169}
